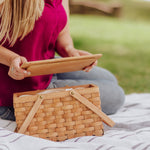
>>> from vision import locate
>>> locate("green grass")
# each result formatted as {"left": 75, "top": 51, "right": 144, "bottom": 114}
{"left": 70, "top": 15, "right": 150, "bottom": 94}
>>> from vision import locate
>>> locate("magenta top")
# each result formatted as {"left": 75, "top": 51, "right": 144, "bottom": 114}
{"left": 0, "top": 0, "right": 67, "bottom": 106}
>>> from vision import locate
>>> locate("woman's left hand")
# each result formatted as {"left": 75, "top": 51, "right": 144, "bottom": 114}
{"left": 66, "top": 48, "right": 97, "bottom": 72}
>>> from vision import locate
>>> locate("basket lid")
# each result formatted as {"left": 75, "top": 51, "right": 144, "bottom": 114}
{"left": 21, "top": 54, "right": 102, "bottom": 77}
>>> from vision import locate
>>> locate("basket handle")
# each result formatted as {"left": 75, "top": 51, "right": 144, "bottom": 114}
{"left": 70, "top": 90, "right": 115, "bottom": 127}
{"left": 18, "top": 95, "right": 44, "bottom": 134}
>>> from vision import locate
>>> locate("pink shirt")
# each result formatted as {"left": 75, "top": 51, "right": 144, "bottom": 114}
{"left": 0, "top": 0, "right": 67, "bottom": 106}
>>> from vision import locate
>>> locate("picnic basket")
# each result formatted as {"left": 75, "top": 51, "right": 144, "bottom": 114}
{"left": 13, "top": 84, "right": 114, "bottom": 141}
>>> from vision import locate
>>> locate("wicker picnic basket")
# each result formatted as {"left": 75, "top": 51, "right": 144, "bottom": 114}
{"left": 13, "top": 84, "right": 114, "bottom": 141}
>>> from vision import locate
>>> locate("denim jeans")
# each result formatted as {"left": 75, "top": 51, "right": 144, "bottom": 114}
{"left": 47, "top": 66, "right": 125, "bottom": 115}
{"left": 0, "top": 106, "right": 15, "bottom": 121}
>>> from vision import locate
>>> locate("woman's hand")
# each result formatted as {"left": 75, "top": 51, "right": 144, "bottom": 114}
{"left": 66, "top": 47, "right": 97, "bottom": 72}
{"left": 8, "top": 56, "right": 30, "bottom": 80}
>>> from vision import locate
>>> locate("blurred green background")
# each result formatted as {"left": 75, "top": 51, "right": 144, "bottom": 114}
{"left": 69, "top": 0, "right": 150, "bottom": 94}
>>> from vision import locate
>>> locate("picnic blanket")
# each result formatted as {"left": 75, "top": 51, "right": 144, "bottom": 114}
{"left": 0, "top": 93, "right": 150, "bottom": 150}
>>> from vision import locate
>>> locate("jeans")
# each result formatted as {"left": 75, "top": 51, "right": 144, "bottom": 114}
{"left": 47, "top": 66, "right": 125, "bottom": 115}
{"left": 0, "top": 106, "right": 15, "bottom": 121}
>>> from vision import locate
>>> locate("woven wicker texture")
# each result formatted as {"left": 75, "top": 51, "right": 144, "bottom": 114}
{"left": 14, "top": 84, "right": 104, "bottom": 141}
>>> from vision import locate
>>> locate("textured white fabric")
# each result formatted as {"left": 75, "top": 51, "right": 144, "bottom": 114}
{"left": 0, "top": 93, "right": 150, "bottom": 150}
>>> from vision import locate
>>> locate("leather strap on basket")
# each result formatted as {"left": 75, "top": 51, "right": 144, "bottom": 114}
{"left": 18, "top": 95, "right": 44, "bottom": 134}
{"left": 70, "top": 90, "right": 115, "bottom": 127}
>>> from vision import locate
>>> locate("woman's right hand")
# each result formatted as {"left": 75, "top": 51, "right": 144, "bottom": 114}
{"left": 8, "top": 56, "right": 30, "bottom": 80}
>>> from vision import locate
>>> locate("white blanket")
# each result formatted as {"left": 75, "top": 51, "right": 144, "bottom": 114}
{"left": 0, "top": 93, "right": 150, "bottom": 150}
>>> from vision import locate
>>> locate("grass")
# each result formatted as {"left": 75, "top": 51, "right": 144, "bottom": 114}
{"left": 69, "top": 15, "right": 150, "bottom": 94}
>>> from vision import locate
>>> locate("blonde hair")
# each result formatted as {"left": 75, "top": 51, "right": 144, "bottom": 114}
{"left": 0, "top": 0, "right": 44, "bottom": 46}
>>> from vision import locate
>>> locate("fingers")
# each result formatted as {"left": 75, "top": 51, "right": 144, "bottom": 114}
{"left": 8, "top": 71, "right": 26, "bottom": 80}
{"left": 8, "top": 56, "right": 30, "bottom": 80}
{"left": 72, "top": 51, "right": 80, "bottom": 57}
{"left": 83, "top": 60, "right": 97, "bottom": 72}
{"left": 8, "top": 66, "right": 30, "bottom": 80}
{"left": 78, "top": 50, "right": 92, "bottom": 56}
{"left": 69, "top": 49, "right": 98, "bottom": 72}
{"left": 68, "top": 49, "right": 80, "bottom": 57}
{"left": 21, "top": 57, "right": 28, "bottom": 63}
{"left": 93, "top": 60, "right": 98, "bottom": 66}
{"left": 65, "top": 48, "right": 98, "bottom": 72}
{"left": 83, "top": 65, "right": 93, "bottom": 72}
{"left": 76, "top": 50, "right": 98, "bottom": 72}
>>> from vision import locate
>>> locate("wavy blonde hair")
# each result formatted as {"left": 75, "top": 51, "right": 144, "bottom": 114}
{"left": 0, "top": 0, "right": 44, "bottom": 46}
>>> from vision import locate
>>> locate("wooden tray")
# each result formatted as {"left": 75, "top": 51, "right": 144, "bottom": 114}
{"left": 21, "top": 54, "right": 102, "bottom": 77}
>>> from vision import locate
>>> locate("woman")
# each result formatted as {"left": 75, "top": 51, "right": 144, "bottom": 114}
{"left": 0, "top": 0, "right": 125, "bottom": 121}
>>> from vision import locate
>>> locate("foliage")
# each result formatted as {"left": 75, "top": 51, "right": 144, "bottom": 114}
{"left": 70, "top": 15, "right": 150, "bottom": 94}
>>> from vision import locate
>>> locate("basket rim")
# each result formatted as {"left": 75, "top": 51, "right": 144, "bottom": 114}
{"left": 13, "top": 84, "right": 100, "bottom": 104}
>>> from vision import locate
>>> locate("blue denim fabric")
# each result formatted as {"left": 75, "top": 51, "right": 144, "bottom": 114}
{"left": 0, "top": 107, "right": 15, "bottom": 121}
{"left": 47, "top": 66, "right": 125, "bottom": 115}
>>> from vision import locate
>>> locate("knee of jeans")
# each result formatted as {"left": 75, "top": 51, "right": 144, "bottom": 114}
{"left": 100, "top": 85, "right": 125, "bottom": 115}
